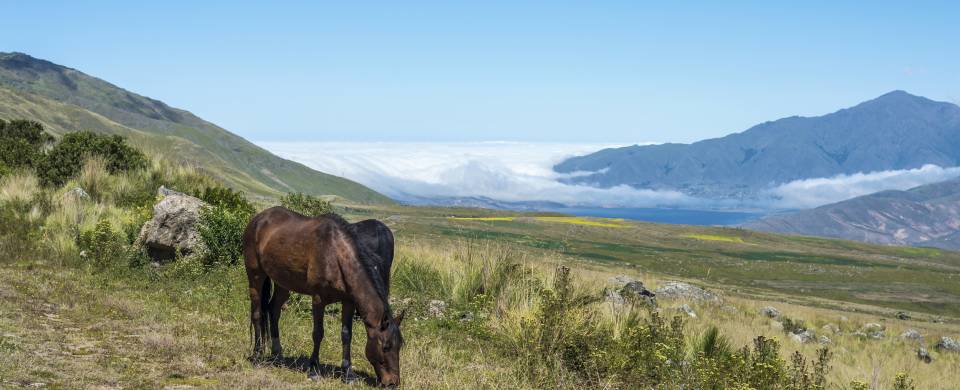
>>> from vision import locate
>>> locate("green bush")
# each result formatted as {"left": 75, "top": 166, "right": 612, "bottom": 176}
{"left": 77, "top": 218, "right": 129, "bottom": 269}
{"left": 197, "top": 205, "right": 251, "bottom": 267}
{"left": 37, "top": 131, "right": 147, "bottom": 186}
{"left": 199, "top": 186, "right": 255, "bottom": 215}
{"left": 280, "top": 192, "right": 333, "bottom": 216}
{"left": 0, "top": 119, "right": 52, "bottom": 175}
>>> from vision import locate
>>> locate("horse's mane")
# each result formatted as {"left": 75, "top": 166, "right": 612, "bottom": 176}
{"left": 320, "top": 213, "right": 390, "bottom": 310}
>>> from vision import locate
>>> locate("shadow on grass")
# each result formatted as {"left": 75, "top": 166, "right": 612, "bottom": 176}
{"left": 254, "top": 355, "right": 379, "bottom": 387}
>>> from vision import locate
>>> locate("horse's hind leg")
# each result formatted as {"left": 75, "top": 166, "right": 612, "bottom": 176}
{"left": 308, "top": 295, "right": 326, "bottom": 380}
{"left": 246, "top": 271, "right": 267, "bottom": 361}
{"left": 340, "top": 301, "right": 358, "bottom": 383}
{"left": 268, "top": 286, "right": 290, "bottom": 358}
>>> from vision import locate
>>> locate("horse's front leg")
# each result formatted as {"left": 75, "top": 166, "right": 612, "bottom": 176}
{"left": 340, "top": 301, "right": 358, "bottom": 383}
{"left": 308, "top": 295, "right": 326, "bottom": 380}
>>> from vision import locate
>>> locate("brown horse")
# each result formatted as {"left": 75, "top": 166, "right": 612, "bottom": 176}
{"left": 242, "top": 207, "right": 404, "bottom": 387}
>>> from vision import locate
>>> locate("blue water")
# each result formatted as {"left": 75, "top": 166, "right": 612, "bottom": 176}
{"left": 540, "top": 207, "right": 766, "bottom": 226}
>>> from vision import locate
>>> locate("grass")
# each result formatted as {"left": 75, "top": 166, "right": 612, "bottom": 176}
{"left": 447, "top": 216, "right": 516, "bottom": 221}
{"left": 1, "top": 140, "right": 959, "bottom": 388}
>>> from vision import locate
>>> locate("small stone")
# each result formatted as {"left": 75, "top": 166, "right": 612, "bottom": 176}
{"left": 427, "top": 300, "right": 447, "bottom": 317}
{"left": 935, "top": 336, "right": 960, "bottom": 352}
{"left": 818, "top": 335, "right": 831, "bottom": 345}
{"left": 459, "top": 312, "right": 474, "bottom": 322}
{"left": 821, "top": 324, "right": 840, "bottom": 334}
{"left": 720, "top": 305, "right": 738, "bottom": 313}
{"left": 63, "top": 187, "right": 89, "bottom": 200}
{"left": 791, "top": 330, "right": 816, "bottom": 344}
{"left": 678, "top": 304, "right": 697, "bottom": 318}
{"left": 759, "top": 306, "right": 780, "bottom": 318}
{"left": 933, "top": 316, "right": 946, "bottom": 324}
{"left": 895, "top": 311, "right": 911, "bottom": 320}
{"left": 839, "top": 316, "right": 849, "bottom": 322}
{"left": 900, "top": 329, "right": 923, "bottom": 341}
{"left": 860, "top": 323, "right": 885, "bottom": 339}
{"left": 917, "top": 347, "right": 933, "bottom": 363}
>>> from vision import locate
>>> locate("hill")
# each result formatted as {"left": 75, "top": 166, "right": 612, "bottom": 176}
{"left": 0, "top": 52, "right": 391, "bottom": 203}
{"left": 744, "top": 178, "right": 960, "bottom": 250}
{"left": 554, "top": 91, "right": 960, "bottom": 199}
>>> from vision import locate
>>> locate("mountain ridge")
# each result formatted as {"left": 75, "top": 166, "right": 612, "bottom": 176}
{"left": 554, "top": 91, "right": 960, "bottom": 199}
{"left": 743, "top": 177, "right": 960, "bottom": 250}
{"left": 0, "top": 52, "right": 392, "bottom": 203}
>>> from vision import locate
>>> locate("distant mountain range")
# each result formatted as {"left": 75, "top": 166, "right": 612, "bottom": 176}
{"left": 555, "top": 91, "right": 960, "bottom": 199}
{"left": 0, "top": 52, "right": 391, "bottom": 203}
{"left": 743, "top": 178, "right": 960, "bottom": 250}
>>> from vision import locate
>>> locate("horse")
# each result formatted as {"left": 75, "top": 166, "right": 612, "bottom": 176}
{"left": 242, "top": 207, "right": 404, "bottom": 387}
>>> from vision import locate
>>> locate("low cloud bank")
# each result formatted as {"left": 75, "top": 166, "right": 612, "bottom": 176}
{"left": 765, "top": 164, "right": 960, "bottom": 209}
{"left": 258, "top": 141, "right": 705, "bottom": 208}
{"left": 259, "top": 142, "right": 960, "bottom": 210}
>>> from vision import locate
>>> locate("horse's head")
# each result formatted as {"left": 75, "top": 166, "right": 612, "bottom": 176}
{"left": 365, "top": 309, "right": 405, "bottom": 388}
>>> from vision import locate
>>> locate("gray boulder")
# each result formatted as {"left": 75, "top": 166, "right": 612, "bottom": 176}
{"left": 655, "top": 281, "right": 719, "bottom": 302}
{"left": 935, "top": 336, "right": 960, "bottom": 352}
{"left": 604, "top": 275, "right": 656, "bottom": 307}
{"left": 918, "top": 347, "right": 933, "bottom": 363}
{"left": 900, "top": 329, "right": 923, "bottom": 341}
{"left": 790, "top": 330, "right": 816, "bottom": 344}
{"left": 63, "top": 187, "right": 90, "bottom": 200}
{"left": 138, "top": 190, "right": 207, "bottom": 261}
{"left": 759, "top": 306, "right": 780, "bottom": 318}
{"left": 860, "top": 323, "right": 886, "bottom": 339}
{"left": 677, "top": 304, "right": 697, "bottom": 318}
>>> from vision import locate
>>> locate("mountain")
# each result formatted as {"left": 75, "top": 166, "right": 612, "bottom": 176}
{"left": 743, "top": 178, "right": 960, "bottom": 250}
{"left": 0, "top": 52, "right": 392, "bottom": 203}
{"left": 554, "top": 91, "right": 960, "bottom": 199}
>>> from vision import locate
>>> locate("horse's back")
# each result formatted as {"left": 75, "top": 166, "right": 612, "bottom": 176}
{"left": 243, "top": 207, "right": 351, "bottom": 296}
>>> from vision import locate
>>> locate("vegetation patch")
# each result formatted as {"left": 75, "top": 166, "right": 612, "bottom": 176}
{"left": 448, "top": 216, "right": 516, "bottom": 221}
{"left": 534, "top": 216, "right": 629, "bottom": 228}
{"left": 684, "top": 233, "right": 747, "bottom": 244}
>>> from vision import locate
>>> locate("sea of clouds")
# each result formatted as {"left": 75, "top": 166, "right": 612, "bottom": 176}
{"left": 258, "top": 141, "right": 960, "bottom": 210}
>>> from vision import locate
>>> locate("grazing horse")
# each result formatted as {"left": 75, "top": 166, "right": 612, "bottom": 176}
{"left": 242, "top": 207, "right": 404, "bottom": 387}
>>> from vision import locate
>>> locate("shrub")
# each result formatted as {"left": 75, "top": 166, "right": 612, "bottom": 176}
{"left": 280, "top": 192, "right": 333, "bottom": 216}
{"left": 197, "top": 205, "right": 250, "bottom": 267}
{"left": 199, "top": 186, "right": 255, "bottom": 215}
{"left": 0, "top": 119, "right": 52, "bottom": 174}
{"left": 77, "top": 218, "right": 128, "bottom": 269}
{"left": 37, "top": 131, "right": 147, "bottom": 186}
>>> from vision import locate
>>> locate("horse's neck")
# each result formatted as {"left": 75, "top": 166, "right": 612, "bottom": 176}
{"left": 340, "top": 250, "right": 389, "bottom": 328}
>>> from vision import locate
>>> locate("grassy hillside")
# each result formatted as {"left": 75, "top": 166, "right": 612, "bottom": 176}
{"left": 0, "top": 52, "right": 391, "bottom": 204}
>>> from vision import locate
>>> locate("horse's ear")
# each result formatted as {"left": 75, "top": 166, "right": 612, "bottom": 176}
{"left": 395, "top": 309, "right": 406, "bottom": 326}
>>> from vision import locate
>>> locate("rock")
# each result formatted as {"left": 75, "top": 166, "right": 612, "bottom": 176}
{"left": 721, "top": 305, "right": 738, "bottom": 313}
{"left": 821, "top": 324, "right": 840, "bottom": 334}
{"left": 427, "top": 300, "right": 447, "bottom": 317}
{"left": 759, "top": 306, "right": 780, "bottom": 318}
{"left": 818, "top": 335, "right": 831, "bottom": 345}
{"left": 655, "top": 281, "right": 719, "bottom": 302}
{"left": 157, "top": 185, "right": 186, "bottom": 197}
{"left": 604, "top": 275, "right": 656, "bottom": 307}
{"left": 137, "top": 190, "right": 207, "bottom": 261}
{"left": 839, "top": 316, "right": 849, "bottom": 322}
{"left": 860, "top": 323, "right": 885, "bottom": 339}
{"left": 790, "top": 330, "right": 816, "bottom": 344}
{"left": 895, "top": 311, "right": 911, "bottom": 320}
{"left": 677, "top": 304, "right": 696, "bottom": 318}
{"left": 917, "top": 347, "right": 933, "bottom": 363}
{"left": 900, "top": 329, "right": 923, "bottom": 341}
{"left": 63, "top": 187, "right": 89, "bottom": 200}
{"left": 459, "top": 312, "right": 474, "bottom": 322}
{"left": 935, "top": 336, "right": 960, "bottom": 352}
{"left": 933, "top": 316, "right": 946, "bottom": 324}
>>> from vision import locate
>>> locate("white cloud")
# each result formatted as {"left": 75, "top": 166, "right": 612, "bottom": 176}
{"left": 259, "top": 141, "right": 960, "bottom": 211}
{"left": 258, "top": 141, "right": 700, "bottom": 207}
{"left": 765, "top": 164, "right": 960, "bottom": 209}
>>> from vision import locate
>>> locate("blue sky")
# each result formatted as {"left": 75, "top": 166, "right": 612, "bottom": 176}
{"left": 3, "top": 1, "right": 958, "bottom": 143}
